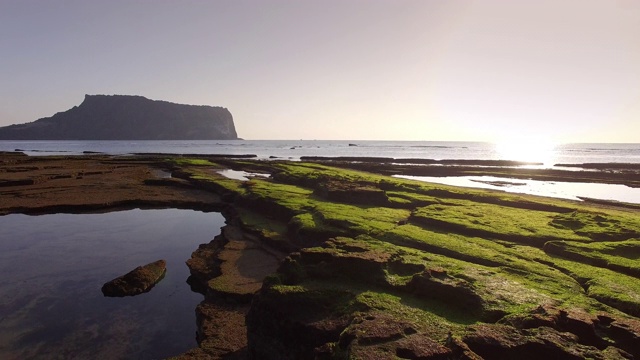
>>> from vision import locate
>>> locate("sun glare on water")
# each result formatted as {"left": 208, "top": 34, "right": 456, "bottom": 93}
{"left": 494, "top": 138, "right": 557, "bottom": 166}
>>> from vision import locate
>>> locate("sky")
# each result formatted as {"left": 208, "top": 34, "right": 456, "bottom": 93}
{"left": 0, "top": 0, "right": 638, "bottom": 143}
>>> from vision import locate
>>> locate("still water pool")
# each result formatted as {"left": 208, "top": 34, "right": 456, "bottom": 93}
{"left": 0, "top": 209, "right": 224, "bottom": 359}
{"left": 396, "top": 175, "right": 640, "bottom": 204}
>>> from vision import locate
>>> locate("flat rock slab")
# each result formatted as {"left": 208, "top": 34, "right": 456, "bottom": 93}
{"left": 206, "top": 225, "right": 285, "bottom": 301}
{"left": 0, "top": 155, "right": 223, "bottom": 215}
{"left": 102, "top": 259, "right": 167, "bottom": 297}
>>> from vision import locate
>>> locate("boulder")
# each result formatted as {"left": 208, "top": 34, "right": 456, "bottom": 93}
{"left": 102, "top": 259, "right": 167, "bottom": 297}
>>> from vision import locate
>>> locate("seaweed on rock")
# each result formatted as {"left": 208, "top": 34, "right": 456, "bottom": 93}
{"left": 139, "top": 158, "right": 640, "bottom": 358}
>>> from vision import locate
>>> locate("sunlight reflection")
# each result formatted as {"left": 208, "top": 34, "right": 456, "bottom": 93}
{"left": 493, "top": 138, "right": 557, "bottom": 166}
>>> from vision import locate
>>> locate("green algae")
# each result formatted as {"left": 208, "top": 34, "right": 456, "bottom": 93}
{"left": 544, "top": 239, "right": 640, "bottom": 277}
{"left": 180, "top": 159, "right": 639, "bottom": 303}
{"left": 550, "top": 210, "right": 640, "bottom": 241}
{"left": 542, "top": 255, "right": 640, "bottom": 316}
{"left": 169, "top": 158, "right": 218, "bottom": 166}
{"left": 411, "top": 200, "right": 591, "bottom": 246}
{"left": 170, "top": 157, "right": 640, "bottom": 356}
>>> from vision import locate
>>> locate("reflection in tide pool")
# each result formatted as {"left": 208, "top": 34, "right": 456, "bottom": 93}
{"left": 0, "top": 209, "right": 224, "bottom": 360}
{"left": 395, "top": 175, "right": 640, "bottom": 204}
{"left": 216, "top": 169, "right": 270, "bottom": 181}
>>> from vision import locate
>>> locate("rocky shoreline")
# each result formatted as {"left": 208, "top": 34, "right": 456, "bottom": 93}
{"left": 299, "top": 156, "right": 640, "bottom": 188}
{"left": 1, "top": 153, "right": 640, "bottom": 359}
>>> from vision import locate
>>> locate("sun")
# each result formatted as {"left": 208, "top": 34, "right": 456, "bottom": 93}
{"left": 494, "top": 137, "right": 557, "bottom": 166}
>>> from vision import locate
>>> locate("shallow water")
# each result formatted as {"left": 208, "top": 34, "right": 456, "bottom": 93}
{"left": 216, "top": 169, "right": 270, "bottom": 181}
{"left": 396, "top": 175, "right": 640, "bottom": 204}
{"left": 0, "top": 209, "right": 225, "bottom": 360}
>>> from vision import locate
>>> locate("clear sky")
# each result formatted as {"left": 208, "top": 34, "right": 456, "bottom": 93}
{"left": 1, "top": 0, "right": 638, "bottom": 142}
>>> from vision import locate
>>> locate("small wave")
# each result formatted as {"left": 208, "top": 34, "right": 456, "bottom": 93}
{"left": 214, "top": 143, "right": 245, "bottom": 146}
{"left": 344, "top": 144, "right": 468, "bottom": 149}
{"left": 563, "top": 149, "right": 630, "bottom": 153}
{"left": 15, "top": 149, "right": 73, "bottom": 153}
{"left": 372, "top": 145, "right": 470, "bottom": 149}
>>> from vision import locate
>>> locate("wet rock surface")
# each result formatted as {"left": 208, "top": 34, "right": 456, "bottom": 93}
{"left": 0, "top": 154, "right": 224, "bottom": 215}
{"left": 305, "top": 157, "right": 640, "bottom": 188}
{"left": 101, "top": 259, "right": 167, "bottom": 297}
{"left": 2, "top": 154, "right": 640, "bottom": 359}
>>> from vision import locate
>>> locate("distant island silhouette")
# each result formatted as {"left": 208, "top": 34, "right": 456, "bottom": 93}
{"left": 0, "top": 94, "right": 238, "bottom": 140}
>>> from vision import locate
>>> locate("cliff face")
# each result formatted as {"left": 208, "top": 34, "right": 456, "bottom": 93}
{"left": 0, "top": 95, "right": 238, "bottom": 140}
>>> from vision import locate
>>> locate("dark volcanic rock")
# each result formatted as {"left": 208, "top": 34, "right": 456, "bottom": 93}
{"left": 246, "top": 284, "right": 355, "bottom": 360}
{"left": 0, "top": 94, "right": 238, "bottom": 140}
{"left": 338, "top": 313, "right": 453, "bottom": 359}
{"left": 462, "top": 324, "right": 632, "bottom": 360}
{"left": 102, "top": 259, "right": 167, "bottom": 297}
{"left": 314, "top": 179, "right": 389, "bottom": 206}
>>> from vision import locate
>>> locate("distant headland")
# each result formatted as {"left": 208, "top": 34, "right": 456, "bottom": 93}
{"left": 0, "top": 94, "right": 239, "bottom": 140}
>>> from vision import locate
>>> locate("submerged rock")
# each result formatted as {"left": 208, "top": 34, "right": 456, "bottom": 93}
{"left": 102, "top": 260, "right": 167, "bottom": 297}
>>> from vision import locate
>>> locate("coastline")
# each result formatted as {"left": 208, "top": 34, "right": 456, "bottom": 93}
{"left": 1, "top": 153, "right": 640, "bottom": 359}
{"left": 1, "top": 140, "right": 638, "bottom": 166}
{"left": 301, "top": 157, "right": 640, "bottom": 188}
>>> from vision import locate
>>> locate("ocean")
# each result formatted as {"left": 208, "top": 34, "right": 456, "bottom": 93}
{"left": 1, "top": 140, "right": 639, "bottom": 203}
{"left": 1, "top": 140, "right": 639, "bottom": 165}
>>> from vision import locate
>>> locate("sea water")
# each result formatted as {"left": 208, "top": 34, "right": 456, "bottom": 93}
{"left": 396, "top": 175, "right": 640, "bottom": 204}
{"left": 1, "top": 140, "right": 639, "bottom": 165}
{"left": 1, "top": 140, "right": 639, "bottom": 203}
{"left": 0, "top": 209, "right": 224, "bottom": 360}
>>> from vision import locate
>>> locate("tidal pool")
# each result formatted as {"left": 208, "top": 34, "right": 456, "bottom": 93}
{"left": 0, "top": 209, "right": 225, "bottom": 359}
{"left": 216, "top": 169, "right": 270, "bottom": 181}
{"left": 395, "top": 175, "right": 640, "bottom": 204}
